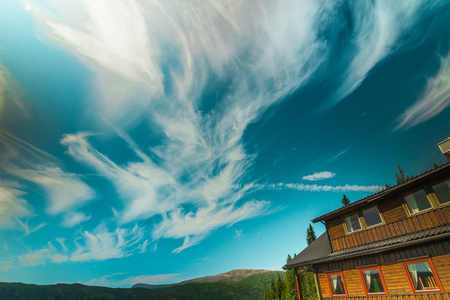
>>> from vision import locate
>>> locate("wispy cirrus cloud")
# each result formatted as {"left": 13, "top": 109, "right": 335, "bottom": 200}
{"left": 23, "top": 0, "right": 438, "bottom": 253}
{"left": 82, "top": 272, "right": 179, "bottom": 287}
{"left": 395, "top": 50, "right": 450, "bottom": 130}
{"left": 18, "top": 223, "right": 147, "bottom": 266}
{"left": 0, "top": 181, "right": 32, "bottom": 231}
{"left": 270, "top": 183, "right": 382, "bottom": 193}
{"left": 302, "top": 171, "right": 336, "bottom": 181}
{"left": 0, "top": 131, "right": 95, "bottom": 227}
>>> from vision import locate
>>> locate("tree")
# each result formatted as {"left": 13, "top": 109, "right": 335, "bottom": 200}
{"left": 394, "top": 164, "right": 411, "bottom": 184}
{"left": 341, "top": 194, "right": 350, "bottom": 207}
{"left": 306, "top": 224, "right": 316, "bottom": 245}
{"left": 284, "top": 255, "right": 298, "bottom": 300}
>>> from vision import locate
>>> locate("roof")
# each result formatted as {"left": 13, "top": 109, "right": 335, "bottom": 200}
{"left": 284, "top": 224, "right": 450, "bottom": 270}
{"left": 283, "top": 232, "right": 332, "bottom": 269}
{"left": 312, "top": 162, "right": 450, "bottom": 223}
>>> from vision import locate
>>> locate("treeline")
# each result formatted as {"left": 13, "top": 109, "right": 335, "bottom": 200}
{"left": 263, "top": 224, "right": 318, "bottom": 300}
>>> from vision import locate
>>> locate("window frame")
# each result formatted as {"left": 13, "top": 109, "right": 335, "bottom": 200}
{"left": 402, "top": 257, "right": 444, "bottom": 294}
{"left": 358, "top": 265, "right": 388, "bottom": 296}
{"left": 326, "top": 271, "right": 348, "bottom": 298}
{"left": 402, "top": 187, "right": 435, "bottom": 216}
{"left": 361, "top": 205, "right": 385, "bottom": 229}
{"left": 343, "top": 212, "right": 363, "bottom": 234}
{"left": 430, "top": 178, "right": 450, "bottom": 207}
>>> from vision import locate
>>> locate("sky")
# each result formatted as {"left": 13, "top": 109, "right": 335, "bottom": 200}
{"left": 0, "top": 0, "right": 450, "bottom": 288}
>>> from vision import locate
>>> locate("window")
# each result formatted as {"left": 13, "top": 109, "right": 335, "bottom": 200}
{"left": 344, "top": 213, "right": 361, "bottom": 233}
{"left": 358, "top": 266, "right": 388, "bottom": 296}
{"left": 432, "top": 179, "right": 450, "bottom": 205}
{"left": 402, "top": 258, "right": 443, "bottom": 293}
{"left": 327, "top": 271, "right": 348, "bottom": 297}
{"left": 362, "top": 206, "right": 383, "bottom": 227}
{"left": 404, "top": 189, "right": 432, "bottom": 214}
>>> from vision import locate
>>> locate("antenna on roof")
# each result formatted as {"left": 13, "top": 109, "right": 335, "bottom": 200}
{"left": 437, "top": 137, "right": 450, "bottom": 162}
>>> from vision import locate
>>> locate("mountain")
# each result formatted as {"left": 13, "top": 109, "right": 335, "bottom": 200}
{"left": 133, "top": 269, "right": 284, "bottom": 288}
{"left": 0, "top": 269, "right": 284, "bottom": 300}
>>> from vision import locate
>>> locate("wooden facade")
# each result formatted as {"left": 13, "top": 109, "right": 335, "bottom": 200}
{"left": 284, "top": 163, "right": 450, "bottom": 300}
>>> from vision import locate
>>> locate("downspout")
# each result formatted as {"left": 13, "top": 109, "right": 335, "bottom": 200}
{"left": 321, "top": 220, "right": 334, "bottom": 252}
{"left": 295, "top": 268, "right": 303, "bottom": 300}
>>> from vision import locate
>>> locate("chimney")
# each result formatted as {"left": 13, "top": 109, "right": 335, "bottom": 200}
{"left": 437, "top": 137, "right": 450, "bottom": 162}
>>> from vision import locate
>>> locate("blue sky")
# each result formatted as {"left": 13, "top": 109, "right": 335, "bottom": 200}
{"left": 0, "top": 0, "right": 450, "bottom": 287}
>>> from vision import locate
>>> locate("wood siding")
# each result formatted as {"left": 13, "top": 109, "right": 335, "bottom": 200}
{"left": 328, "top": 206, "right": 450, "bottom": 251}
{"left": 315, "top": 239, "right": 450, "bottom": 299}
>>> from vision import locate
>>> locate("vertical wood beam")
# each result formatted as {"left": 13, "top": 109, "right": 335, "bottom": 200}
{"left": 313, "top": 268, "right": 321, "bottom": 300}
{"left": 295, "top": 271, "right": 303, "bottom": 300}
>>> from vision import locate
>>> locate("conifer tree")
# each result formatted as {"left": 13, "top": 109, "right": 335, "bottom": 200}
{"left": 394, "top": 164, "right": 411, "bottom": 184}
{"left": 284, "top": 255, "right": 298, "bottom": 300}
{"left": 306, "top": 224, "right": 316, "bottom": 245}
{"left": 341, "top": 194, "right": 350, "bottom": 207}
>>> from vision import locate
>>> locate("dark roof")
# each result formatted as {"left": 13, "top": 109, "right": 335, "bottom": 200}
{"left": 284, "top": 224, "right": 450, "bottom": 269}
{"left": 312, "top": 163, "right": 450, "bottom": 223}
{"left": 283, "top": 232, "right": 331, "bottom": 270}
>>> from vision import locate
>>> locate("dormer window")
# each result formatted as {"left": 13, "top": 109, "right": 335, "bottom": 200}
{"left": 344, "top": 213, "right": 361, "bottom": 233}
{"left": 431, "top": 179, "right": 450, "bottom": 205}
{"left": 404, "top": 189, "right": 432, "bottom": 214}
{"left": 362, "top": 206, "right": 383, "bottom": 227}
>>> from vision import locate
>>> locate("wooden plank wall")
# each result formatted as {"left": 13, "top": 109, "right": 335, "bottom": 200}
{"left": 316, "top": 239, "right": 450, "bottom": 299}
{"left": 328, "top": 206, "right": 450, "bottom": 251}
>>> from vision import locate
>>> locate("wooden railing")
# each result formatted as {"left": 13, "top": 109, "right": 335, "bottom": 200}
{"left": 331, "top": 206, "right": 450, "bottom": 251}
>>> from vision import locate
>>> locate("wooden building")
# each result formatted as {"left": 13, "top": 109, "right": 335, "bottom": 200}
{"left": 284, "top": 160, "right": 450, "bottom": 300}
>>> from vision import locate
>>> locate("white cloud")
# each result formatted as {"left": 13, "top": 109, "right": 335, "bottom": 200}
{"left": 330, "top": 1, "right": 443, "bottom": 105}
{"left": 271, "top": 183, "right": 382, "bottom": 193}
{"left": 18, "top": 223, "right": 146, "bottom": 266}
{"left": 302, "top": 171, "right": 336, "bottom": 181}
{"left": 70, "top": 223, "right": 145, "bottom": 262}
{"left": 0, "top": 132, "right": 95, "bottom": 224}
{"left": 24, "top": 0, "right": 439, "bottom": 253}
{"left": 82, "top": 273, "right": 179, "bottom": 287}
{"left": 0, "top": 182, "right": 33, "bottom": 231}
{"left": 61, "top": 211, "right": 91, "bottom": 228}
{"left": 234, "top": 229, "right": 243, "bottom": 239}
{"left": 0, "top": 260, "right": 13, "bottom": 272}
{"left": 396, "top": 50, "right": 450, "bottom": 130}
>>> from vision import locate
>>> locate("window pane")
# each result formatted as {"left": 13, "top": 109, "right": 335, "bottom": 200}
{"left": 404, "top": 190, "right": 432, "bottom": 214}
{"left": 406, "top": 262, "right": 439, "bottom": 291}
{"left": 345, "top": 214, "right": 361, "bottom": 232}
{"left": 362, "top": 206, "right": 383, "bottom": 227}
{"left": 362, "top": 269, "right": 385, "bottom": 294}
{"left": 330, "top": 274, "right": 345, "bottom": 295}
{"left": 432, "top": 179, "right": 450, "bottom": 204}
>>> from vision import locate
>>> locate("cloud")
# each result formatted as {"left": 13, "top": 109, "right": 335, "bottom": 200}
{"left": 329, "top": 1, "right": 443, "bottom": 105}
{"left": 234, "top": 229, "right": 243, "bottom": 239}
{"left": 0, "top": 131, "right": 95, "bottom": 225}
{"left": 0, "top": 181, "right": 33, "bottom": 231}
{"left": 302, "top": 171, "right": 336, "bottom": 181}
{"left": 70, "top": 223, "right": 145, "bottom": 262}
{"left": 270, "top": 183, "right": 382, "bottom": 193}
{"left": 82, "top": 273, "right": 179, "bottom": 287}
{"left": 396, "top": 50, "right": 450, "bottom": 130}
{"left": 24, "top": 0, "right": 440, "bottom": 253}
{"left": 18, "top": 223, "right": 147, "bottom": 266}
{"left": 0, "top": 261, "right": 14, "bottom": 272}
{"left": 61, "top": 211, "right": 91, "bottom": 228}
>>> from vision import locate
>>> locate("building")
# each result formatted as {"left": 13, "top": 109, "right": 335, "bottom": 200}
{"left": 284, "top": 138, "right": 450, "bottom": 300}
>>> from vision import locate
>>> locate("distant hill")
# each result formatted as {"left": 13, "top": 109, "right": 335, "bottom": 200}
{"left": 0, "top": 269, "right": 285, "bottom": 300}
{"left": 133, "top": 269, "right": 284, "bottom": 288}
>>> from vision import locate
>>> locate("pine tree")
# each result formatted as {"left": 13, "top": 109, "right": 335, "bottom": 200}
{"left": 306, "top": 224, "right": 316, "bottom": 245}
{"left": 394, "top": 164, "right": 411, "bottom": 184}
{"left": 284, "top": 255, "right": 298, "bottom": 300}
{"left": 341, "top": 194, "right": 350, "bottom": 207}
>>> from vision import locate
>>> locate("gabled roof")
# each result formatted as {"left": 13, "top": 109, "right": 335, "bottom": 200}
{"left": 283, "top": 232, "right": 331, "bottom": 270}
{"left": 312, "top": 163, "right": 450, "bottom": 223}
{"left": 284, "top": 224, "right": 450, "bottom": 270}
